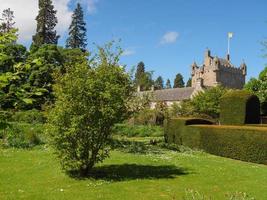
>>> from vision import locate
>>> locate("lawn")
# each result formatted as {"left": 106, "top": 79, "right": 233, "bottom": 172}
{"left": 1, "top": 137, "right": 267, "bottom": 200}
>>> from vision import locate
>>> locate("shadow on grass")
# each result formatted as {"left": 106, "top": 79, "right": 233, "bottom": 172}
{"left": 69, "top": 164, "right": 189, "bottom": 181}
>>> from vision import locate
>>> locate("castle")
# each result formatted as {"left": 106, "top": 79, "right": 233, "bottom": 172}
{"left": 139, "top": 49, "right": 247, "bottom": 108}
{"left": 191, "top": 49, "right": 246, "bottom": 89}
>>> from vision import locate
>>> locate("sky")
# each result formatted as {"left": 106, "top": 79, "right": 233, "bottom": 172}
{"left": 0, "top": 0, "right": 267, "bottom": 84}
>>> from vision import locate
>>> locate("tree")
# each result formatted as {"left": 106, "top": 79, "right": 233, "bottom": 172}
{"left": 32, "top": 0, "right": 59, "bottom": 47}
{"left": 166, "top": 79, "right": 171, "bottom": 89}
{"left": 173, "top": 73, "right": 184, "bottom": 88}
{"left": 191, "top": 86, "right": 227, "bottom": 119}
{"left": 154, "top": 76, "right": 164, "bottom": 90}
{"left": 48, "top": 43, "right": 133, "bottom": 176}
{"left": 0, "top": 8, "right": 15, "bottom": 33}
{"left": 66, "top": 3, "right": 87, "bottom": 51}
{"left": 134, "top": 61, "right": 153, "bottom": 91}
{"left": 134, "top": 61, "right": 145, "bottom": 84}
{"left": 245, "top": 65, "right": 267, "bottom": 104}
{"left": 186, "top": 78, "right": 192, "bottom": 87}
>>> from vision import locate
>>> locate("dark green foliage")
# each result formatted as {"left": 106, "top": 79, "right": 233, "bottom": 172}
{"left": 11, "top": 110, "right": 46, "bottom": 124}
{"left": 66, "top": 3, "right": 87, "bottom": 51}
{"left": 166, "top": 79, "right": 171, "bottom": 89}
{"left": 0, "top": 44, "right": 28, "bottom": 73}
{"left": 32, "top": 0, "right": 59, "bottom": 47}
{"left": 113, "top": 124, "right": 163, "bottom": 137}
{"left": 154, "top": 76, "right": 164, "bottom": 90}
{"left": 191, "top": 86, "right": 227, "bottom": 119}
{"left": 48, "top": 43, "right": 133, "bottom": 176}
{"left": 0, "top": 8, "right": 15, "bottom": 33}
{"left": 261, "top": 102, "right": 267, "bottom": 115}
{"left": 220, "top": 90, "right": 260, "bottom": 125}
{"left": 165, "top": 118, "right": 267, "bottom": 164}
{"left": 134, "top": 61, "right": 153, "bottom": 91}
{"left": 173, "top": 73, "right": 184, "bottom": 88}
{"left": 186, "top": 78, "right": 192, "bottom": 87}
{"left": 1, "top": 122, "right": 44, "bottom": 148}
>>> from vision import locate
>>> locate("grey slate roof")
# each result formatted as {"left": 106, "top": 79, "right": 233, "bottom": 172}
{"left": 140, "top": 87, "right": 195, "bottom": 102}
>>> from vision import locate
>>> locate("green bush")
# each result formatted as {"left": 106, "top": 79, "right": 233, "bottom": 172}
{"left": 113, "top": 123, "right": 163, "bottom": 137}
{"left": 165, "top": 118, "right": 267, "bottom": 164}
{"left": 2, "top": 123, "right": 44, "bottom": 148}
{"left": 220, "top": 90, "right": 260, "bottom": 125}
{"left": 11, "top": 109, "right": 46, "bottom": 124}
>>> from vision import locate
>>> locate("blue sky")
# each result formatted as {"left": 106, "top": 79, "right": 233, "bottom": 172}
{"left": 81, "top": 0, "right": 267, "bottom": 84}
{"left": 2, "top": 0, "right": 267, "bottom": 84}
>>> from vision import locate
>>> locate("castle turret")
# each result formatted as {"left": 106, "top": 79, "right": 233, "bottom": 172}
{"left": 240, "top": 61, "right": 247, "bottom": 76}
{"left": 191, "top": 61, "right": 197, "bottom": 75}
{"left": 191, "top": 49, "right": 246, "bottom": 89}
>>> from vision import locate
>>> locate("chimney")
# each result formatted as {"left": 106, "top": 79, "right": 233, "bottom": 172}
{"left": 226, "top": 54, "right": 230, "bottom": 61}
{"left": 205, "top": 48, "right": 211, "bottom": 58}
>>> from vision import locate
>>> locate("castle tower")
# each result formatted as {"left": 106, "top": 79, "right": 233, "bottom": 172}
{"left": 191, "top": 49, "right": 246, "bottom": 89}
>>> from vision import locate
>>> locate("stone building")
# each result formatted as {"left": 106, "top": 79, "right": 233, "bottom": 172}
{"left": 139, "top": 49, "right": 247, "bottom": 107}
{"left": 191, "top": 49, "right": 246, "bottom": 89}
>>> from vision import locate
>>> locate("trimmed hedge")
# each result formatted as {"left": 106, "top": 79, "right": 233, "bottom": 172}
{"left": 220, "top": 90, "right": 260, "bottom": 125}
{"left": 165, "top": 118, "right": 267, "bottom": 164}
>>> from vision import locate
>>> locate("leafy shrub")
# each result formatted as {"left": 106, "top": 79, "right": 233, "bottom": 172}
{"left": 2, "top": 123, "right": 44, "bottom": 148}
{"left": 11, "top": 109, "right": 46, "bottom": 124}
{"left": 191, "top": 86, "right": 227, "bottom": 119}
{"left": 113, "top": 123, "right": 163, "bottom": 137}
{"left": 165, "top": 118, "right": 267, "bottom": 164}
{"left": 220, "top": 90, "right": 260, "bottom": 125}
{"left": 48, "top": 43, "right": 133, "bottom": 176}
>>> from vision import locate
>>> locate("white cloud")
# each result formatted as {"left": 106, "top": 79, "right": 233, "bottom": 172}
{"left": 78, "top": 0, "right": 99, "bottom": 14}
{"left": 160, "top": 31, "right": 179, "bottom": 45}
{"left": 0, "top": 0, "right": 73, "bottom": 43}
{"left": 0, "top": 0, "right": 99, "bottom": 43}
{"left": 122, "top": 49, "right": 135, "bottom": 56}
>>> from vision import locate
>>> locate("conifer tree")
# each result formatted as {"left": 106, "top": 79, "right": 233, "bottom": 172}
{"left": 135, "top": 61, "right": 145, "bottom": 83}
{"left": 0, "top": 8, "right": 15, "bottom": 33}
{"left": 166, "top": 79, "right": 172, "bottom": 89}
{"left": 186, "top": 78, "right": 192, "bottom": 87}
{"left": 155, "top": 76, "right": 164, "bottom": 90}
{"left": 32, "top": 0, "right": 59, "bottom": 47}
{"left": 173, "top": 73, "right": 185, "bottom": 88}
{"left": 66, "top": 3, "right": 87, "bottom": 51}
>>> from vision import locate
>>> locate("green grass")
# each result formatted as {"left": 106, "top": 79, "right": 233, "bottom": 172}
{"left": 1, "top": 138, "right": 267, "bottom": 200}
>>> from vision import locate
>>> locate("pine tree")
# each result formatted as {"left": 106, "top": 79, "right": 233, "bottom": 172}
{"left": 135, "top": 61, "right": 145, "bottom": 83}
{"left": 155, "top": 76, "right": 164, "bottom": 90}
{"left": 32, "top": 0, "right": 59, "bottom": 47}
{"left": 186, "top": 78, "right": 192, "bottom": 87}
{"left": 0, "top": 8, "right": 15, "bottom": 33}
{"left": 66, "top": 3, "right": 87, "bottom": 51}
{"left": 166, "top": 79, "right": 172, "bottom": 89}
{"left": 173, "top": 73, "right": 185, "bottom": 88}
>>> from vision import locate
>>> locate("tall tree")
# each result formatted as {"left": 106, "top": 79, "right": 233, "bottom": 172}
{"left": 134, "top": 61, "right": 153, "bottom": 91}
{"left": 66, "top": 3, "right": 87, "bottom": 51}
{"left": 186, "top": 78, "right": 192, "bottom": 87}
{"left": 0, "top": 8, "right": 15, "bottom": 33}
{"left": 135, "top": 61, "right": 145, "bottom": 84}
{"left": 32, "top": 0, "right": 59, "bottom": 48}
{"left": 173, "top": 73, "right": 185, "bottom": 88}
{"left": 154, "top": 76, "right": 164, "bottom": 90}
{"left": 166, "top": 79, "right": 172, "bottom": 89}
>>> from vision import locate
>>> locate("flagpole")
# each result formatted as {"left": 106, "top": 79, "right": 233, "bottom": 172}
{"left": 228, "top": 35, "right": 230, "bottom": 55}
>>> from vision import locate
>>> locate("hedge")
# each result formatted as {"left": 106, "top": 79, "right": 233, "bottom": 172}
{"left": 220, "top": 90, "right": 260, "bottom": 125}
{"left": 165, "top": 118, "right": 267, "bottom": 164}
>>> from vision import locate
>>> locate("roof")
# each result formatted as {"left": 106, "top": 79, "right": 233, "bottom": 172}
{"left": 139, "top": 87, "right": 195, "bottom": 102}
